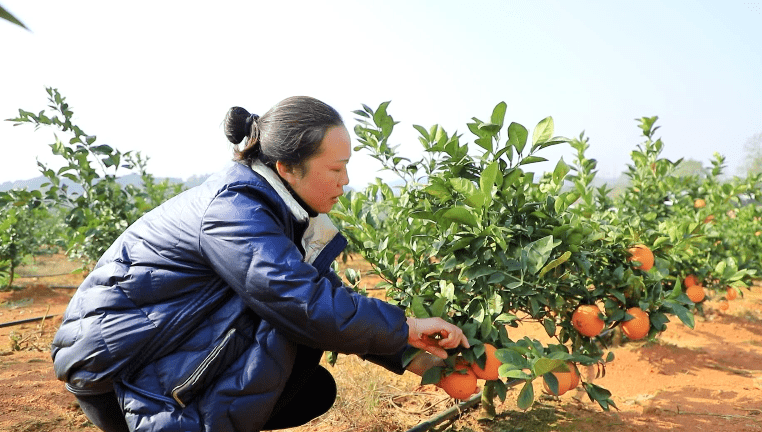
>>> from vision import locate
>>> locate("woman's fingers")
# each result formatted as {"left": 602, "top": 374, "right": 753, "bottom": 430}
{"left": 407, "top": 317, "right": 470, "bottom": 356}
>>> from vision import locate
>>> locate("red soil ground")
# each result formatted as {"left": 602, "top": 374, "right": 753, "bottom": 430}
{"left": 1, "top": 254, "right": 761, "bottom": 432}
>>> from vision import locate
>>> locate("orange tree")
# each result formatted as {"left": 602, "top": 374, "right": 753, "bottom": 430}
{"left": 331, "top": 103, "right": 702, "bottom": 415}
{"left": 689, "top": 155, "right": 759, "bottom": 292}
{"left": 7, "top": 88, "right": 184, "bottom": 266}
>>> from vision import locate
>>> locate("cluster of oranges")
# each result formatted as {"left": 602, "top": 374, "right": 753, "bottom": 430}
{"left": 437, "top": 344, "right": 500, "bottom": 400}
{"left": 436, "top": 344, "right": 585, "bottom": 400}
{"left": 570, "top": 244, "right": 655, "bottom": 342}
{"left": 572, "top": 304, "right": 650, "bottom": 341}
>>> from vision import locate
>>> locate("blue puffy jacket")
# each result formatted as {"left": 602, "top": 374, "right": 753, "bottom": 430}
{"left": 51, "top": 161, "right": 410, "bottom": 431}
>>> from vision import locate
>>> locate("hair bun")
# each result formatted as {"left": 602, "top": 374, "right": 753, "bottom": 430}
{"left": 224, "top": 106, "right": 258, "bottom": 145}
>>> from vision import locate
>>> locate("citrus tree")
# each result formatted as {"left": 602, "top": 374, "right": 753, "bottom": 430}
{"left": 6, "top": 88, "right": 184, "bottom": 266}
{"left": 0, "top": 189, "right": 46, "bottom": 288}
{"left": 333, "top": 101, "right": 627, "bottom": 415}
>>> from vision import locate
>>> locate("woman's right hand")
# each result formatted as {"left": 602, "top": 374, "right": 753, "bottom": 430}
{"left": 406, "top": 317, "right": 469, "bottom": 359}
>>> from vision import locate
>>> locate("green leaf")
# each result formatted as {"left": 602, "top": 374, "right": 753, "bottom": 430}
{"left": 663, "top": 300, "right": 694, "bottom": 329}
{"left": 462, "top": 265, "right": 497, "bottom": 280}
{"left": 413, "top": 124, "right": 429, "bottom": 140}
{"left": 442, "top": 207, "right": 480, "bottom": 228}
{"left": 421, "top": 366, "right": 444, "bottom": 386}
{"left": 543, "top": 317, "right": 556, "bottom": 337}
{"left": 532, "top": 117, "right": 554, "bottom": 145}
{"left": 523, "top": 235, "right": 558, "bottom": 274}
{"left": 490, "top": 102, "right": 507, "bottom": 128}
{"left": 410, "top": 296, "right": 430, "bottom": 318}
{"left": 519, "top": 156, "right": 548, "bottom": 166}
{"left": 502, "top": 168, "right": 523, "bottom": 191}
{"left": 542, "top": 372, "right": 560, "bottom": 395}
{"left": 533, "top": 358, "right": 565, "bottom": 377}
{"left": 431, "top": 297, "right": 447, "bottom": 318}
{"left": 539, "top": 251, "right": 571, "bottom": 278}
{"left": 517, "top": 380, "right": 534, "bottom": 410}
{"left": 500, "top": 368, "right": 532, "bottom": 380}
{"left": 0, "top": 5, "right": 28, "bottom": 30}
{"left": 507, "top": 122, "right": 529, "bottom": 154}
{"left": 552, "top": 158, "right": 570, "bottom": 184}
{"left": 480, "top": 161, "right": 499, "bottom": 199}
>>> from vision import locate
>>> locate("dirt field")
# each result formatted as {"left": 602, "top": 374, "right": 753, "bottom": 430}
{"left": 1, "top": 253, "right": 761, "bottom": 432}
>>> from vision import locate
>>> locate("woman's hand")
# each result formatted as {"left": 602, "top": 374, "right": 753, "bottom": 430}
{"left": 406, "top": 317, "right": 470, "bottom": 360}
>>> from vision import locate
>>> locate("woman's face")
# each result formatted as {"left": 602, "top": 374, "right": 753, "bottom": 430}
{"left": 277, "top": 125, "right": 351, "bottom": 214}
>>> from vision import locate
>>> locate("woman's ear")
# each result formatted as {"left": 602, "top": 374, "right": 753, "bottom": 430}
{"left": 275, "top": 160, "right": 299, "bottom": 186}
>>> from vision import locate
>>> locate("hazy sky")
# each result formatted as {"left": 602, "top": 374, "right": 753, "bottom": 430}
{"left": 2, "top": 0, "right": 760, "bottom": 189}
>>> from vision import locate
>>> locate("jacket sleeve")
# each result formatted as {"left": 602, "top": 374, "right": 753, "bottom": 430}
{"left": 198, "top": 184, "right": 409, "bottom": 357}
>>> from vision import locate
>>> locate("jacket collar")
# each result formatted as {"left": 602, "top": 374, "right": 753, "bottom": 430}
{"left": 250, "top": 160, "right": 310, "bottom": 223}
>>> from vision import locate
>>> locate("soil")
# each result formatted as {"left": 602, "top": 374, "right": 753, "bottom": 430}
{"left": 1, "top": 253, "right": 761, "bottom": 432}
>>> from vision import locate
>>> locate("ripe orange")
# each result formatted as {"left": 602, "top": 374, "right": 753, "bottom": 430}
{"left": 566, "top": 362, "right": 580, "bottom": 390}
{"left": 703, "top": 214, "right": 715, "bottom": 224}
{"left": 471, "top": 344, "right": 501, "bottom": 381}
{"left": 438, "top": 362, "right": 478, "bottom": 400}
{"left": 621, "top": 307, "right": 650, "bottom": 340}
{"left": 719, "top": 301, "right": 729, "bottom": 311}
{"left": 572, "top": 304, "right": 605, "bottom": 337}
{"left": 726, "top": 287, "right": 738, "bottom": 301}
{"left": 686, "top": 284, "right": 705, "bottom": 303}
{"left": 627, "top": 244, "right": 654, "bottom": 271}
{"left": 684, "top": 274, "right": 700, "bottom": 287}
{"left": 542, "top": 363, "right": 579, "bottom": 396}
{"left": 694, "top": 198, "right": 706, "bottom": 208}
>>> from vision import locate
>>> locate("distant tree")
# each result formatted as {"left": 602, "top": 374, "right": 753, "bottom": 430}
{"left": 0, "top": 4, "right": 27, "bottom": 29}
{"left": 673, "top": 159, "right": 707, "bottom": 177}
{"left": 738, "top": 132, "right": 762, "bottom": 177}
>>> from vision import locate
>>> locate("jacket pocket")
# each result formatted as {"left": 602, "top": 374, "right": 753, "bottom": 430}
{"left": 171, "top": 327, "right": 251, "bottom": 407}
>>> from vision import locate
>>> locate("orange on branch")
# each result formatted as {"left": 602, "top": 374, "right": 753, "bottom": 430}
{"left": 684, "top": 274, "right": 700, "bottom": 288}
{"left": 621, "top": 307, "right": 650, "bottom": 340}
{"left": 694, "top": 198, "right": 706, "bottom": 209}
{"left": 725, "top": 287, "right": 738, "bottom": 301}
{"left": 686, "top": 284, "right": 705, "bottom": 303}
{"left": 627, "top": 244, "right": 654, "bottom": 271}
{"left": 471, "top": 344, "right": 501, "bottom": 381}
{"left": 542, "top": 363, "right": 579, "bottom": 396}
{"left": 572, "top": 304, "right": 605, "bottom": 337}
{"left": 438, "top": 361, "right": 478, "bottom": 400}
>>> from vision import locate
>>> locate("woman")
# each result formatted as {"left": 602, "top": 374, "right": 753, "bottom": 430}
{"left": 51, "top": 96, "right": 468, "bottom": 432}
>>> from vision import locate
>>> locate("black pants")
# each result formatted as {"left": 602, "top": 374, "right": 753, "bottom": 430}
{"left": 76, "top": 358, "right": 337, "bottom": 431}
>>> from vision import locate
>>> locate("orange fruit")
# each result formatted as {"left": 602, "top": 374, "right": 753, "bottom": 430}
{"left": 684, "top": 274, "right": 700, "bottom": 287}
{"left": 755, "top": 231, "right": 761, "bottom": 236}
{"left": 542, "top": 363, "right": 579, "bottom": 396}
{"left": 566, "top": 362, "right": 580, "bottom": 390}
{"left": 438, "top": 361, "right": 477, "bottom": 400}
{"left": 627, "top": 244, "right": 654, "bottom": 271}
{"left": 703, "top": 214, "right": 715, "bottom": 224}
{"left": 572, "top": 304, "right": 605, "bottom": 337}
{"left": 621, "top": 307, "right": 650, "bottom": 340}
{"left": 719, "top": 301, "right": 729, "bottom": 311}
{"left": 694, "top": 198, "right": 706, "bottom": 208}
{"left": 471, "top": 344, "right": 501, "bottom": 381}
{"left": 726, "top": 287, "right": 738, "bottom": 301}
{"left": 686, "top": 284, "right": 705, "bottom": 303}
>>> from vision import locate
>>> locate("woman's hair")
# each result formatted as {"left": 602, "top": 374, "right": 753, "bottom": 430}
{"left": 224, "top": 96, "right": 344, "bottom": 170}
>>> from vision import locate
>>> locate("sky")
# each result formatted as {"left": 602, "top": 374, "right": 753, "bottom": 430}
{"left": 1, "top": 0, "right": 761, "bottom": 190}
